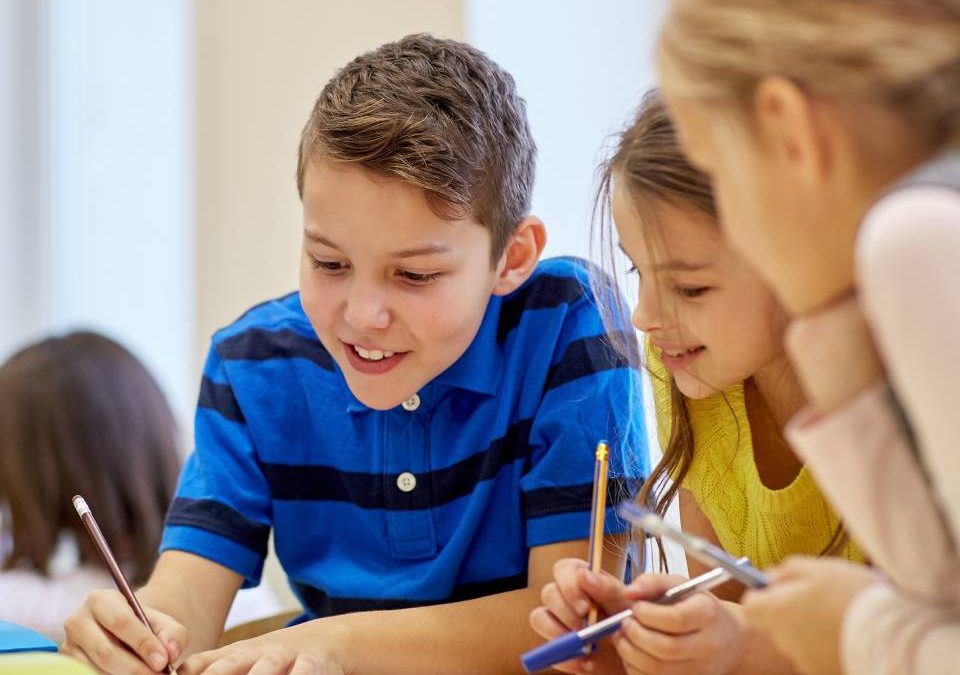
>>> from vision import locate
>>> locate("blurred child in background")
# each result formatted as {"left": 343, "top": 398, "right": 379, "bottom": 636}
{"left": 0, "top": 331, "right": 181, "bottom": 641}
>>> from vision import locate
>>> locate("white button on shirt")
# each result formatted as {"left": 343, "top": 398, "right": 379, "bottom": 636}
{"left": 396, "top": 472, "right": 417, "bottom": 492}
{"left": 401, "top": 394, "right": 421, "bottom": 411}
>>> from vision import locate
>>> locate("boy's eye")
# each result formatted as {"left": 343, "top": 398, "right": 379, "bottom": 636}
{"left": 311, "top": 259, "right": 345, "bottom": 272}
{"left": 397, "top": 270, "right": 441, "bottom": 285}
{"left": 676, "top": 285, "right": 710, "bottom": 298}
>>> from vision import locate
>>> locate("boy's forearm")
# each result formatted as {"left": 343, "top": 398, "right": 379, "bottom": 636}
{"left": 269, "top": 587, "right": 545, "bottom": 675}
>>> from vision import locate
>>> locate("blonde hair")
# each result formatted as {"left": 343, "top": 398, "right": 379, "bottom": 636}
{"left": 659, "top": 0, "right": 960, "bottom": 146}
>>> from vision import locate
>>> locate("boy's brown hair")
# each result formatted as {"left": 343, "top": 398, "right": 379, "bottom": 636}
{"left": 297, "top": 33, "right": 536, "bottom": 265}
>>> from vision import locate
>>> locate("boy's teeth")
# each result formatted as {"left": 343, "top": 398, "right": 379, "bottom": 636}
{"left": 353, "top": 345, "right": 396, "bottom": 361}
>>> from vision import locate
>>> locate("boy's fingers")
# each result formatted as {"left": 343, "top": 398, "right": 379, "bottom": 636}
{"left": 539, "top": 581, "right": 585, "bottom": 629}
{"left": 86, "top": 592, "right": 169, "bottom": 670}
{"left": 68, "top": 622, "right": 161, "bottom": 675}
{"left": 551, "top": 558, "right": 593, "bottom": 616}
{"left": 145, "top": 607, "right": 189, "bottom": 664}
{"left": 180, "top": 648, "right": 220, "bottom": 675}
{"left": 529, "top": 605, "right": 573, "bottom": 640}
{"left": 245, "top": 647, "right": 295, "bottom": 675}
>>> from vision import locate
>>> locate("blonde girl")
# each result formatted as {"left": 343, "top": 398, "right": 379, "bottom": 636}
{"left": 657, "top": 1, "right": 960, "bottom": 673}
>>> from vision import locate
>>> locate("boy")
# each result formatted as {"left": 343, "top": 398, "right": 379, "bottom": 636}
{"left": 62, "top": 34, "right": 646, "bottom": 675}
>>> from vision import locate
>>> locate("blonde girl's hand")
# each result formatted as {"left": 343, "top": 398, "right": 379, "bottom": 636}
{"left": 529, "top": 558, "right": 649, "bottom": 674}
{"left": 612, "top": 574, "right": 743, "bottom": 675}
{"left": 741, "top": 556, "right": 881, "bottom": 675}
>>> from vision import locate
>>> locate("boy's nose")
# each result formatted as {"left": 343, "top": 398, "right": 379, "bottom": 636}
{"left": 343, "top": 286, "right": 391, "bottom": 331}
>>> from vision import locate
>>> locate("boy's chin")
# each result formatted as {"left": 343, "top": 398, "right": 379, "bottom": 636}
{"left": 343, "top": 375, "right": 430, "bottom": 411}
{"left": 349, "top": 387, "right": 411, "bottom": 411}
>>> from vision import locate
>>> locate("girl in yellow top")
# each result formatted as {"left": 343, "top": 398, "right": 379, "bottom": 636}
{"left": 529, "top": 90, "right": 864, "bottom": 675}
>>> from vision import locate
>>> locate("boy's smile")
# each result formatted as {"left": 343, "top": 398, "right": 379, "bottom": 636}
{"left": 298, "top": 158, "right": 505, "bottom": 410}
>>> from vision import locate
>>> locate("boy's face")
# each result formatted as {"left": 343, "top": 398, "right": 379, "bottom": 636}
{"left": 299, "top": 159, "right": 502, "bottom": 410}
{"left": 613, "top": 184, "right": 787, "bottom": 399}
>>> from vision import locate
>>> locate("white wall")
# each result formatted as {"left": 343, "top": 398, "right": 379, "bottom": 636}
{"left": 0, "top": 0, "right": 47, "bottom": 358}
{"left": 466, "top": 0, "right": 667, "bottom": 260}
{"left": 0, "top": 0, "right": 195, "bottom": 434}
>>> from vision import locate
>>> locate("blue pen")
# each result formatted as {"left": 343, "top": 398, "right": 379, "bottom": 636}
{"left": 521, "top": 566, "right": 732, "bottom": 673}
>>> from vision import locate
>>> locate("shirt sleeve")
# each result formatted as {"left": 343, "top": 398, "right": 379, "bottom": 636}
{"left": 160, "top": 340, "right": 273, "bottom": 587}
{"left": 856, "top": 186, "right": 960, "bottom": 548}
{"left": 787, "top": 185, "right": 960, "bottom": 674}
{"left": 521, "top": 278, "right": 649, "bottom": 549}
{"left": 842, "top": 582, "right": 960, "bottom": 675}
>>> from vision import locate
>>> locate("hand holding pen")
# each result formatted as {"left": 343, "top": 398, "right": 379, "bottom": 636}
{"left": 525, "top": 503, "right": 769, "bottom": 673}
{"left": 525, "top": 563, "right": 736, "bottom": 672}
{"left": 61, "top": 496, "right": 184, "bottom": 674}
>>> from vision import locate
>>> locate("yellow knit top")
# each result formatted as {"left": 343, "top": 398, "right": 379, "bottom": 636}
{"left": 647, "top": 344, "right": 865, "bottom": 570}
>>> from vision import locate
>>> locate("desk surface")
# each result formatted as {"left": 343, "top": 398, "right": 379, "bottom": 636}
{"left": 0, "top": 652, "right": 96, "bottom": 674}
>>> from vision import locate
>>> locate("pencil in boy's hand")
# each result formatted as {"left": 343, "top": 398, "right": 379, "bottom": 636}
{"left": 586, "top": 441, "right": 610, "bottom": 626}
{"left": 72, "top": 495, "right": 179, "bottom": 675}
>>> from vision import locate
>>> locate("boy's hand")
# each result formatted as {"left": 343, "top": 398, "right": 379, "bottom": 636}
{"left": 529, "top": 557, "right": 646, "bottom": 674}
{"left": 611, "top": 574, "right": 742, "bottom": 675}
{"left": 180, "top": 636, "right": 344, "bottom": 675}
{"left": 61, "top": 589, "right": 188, "bottom": 674}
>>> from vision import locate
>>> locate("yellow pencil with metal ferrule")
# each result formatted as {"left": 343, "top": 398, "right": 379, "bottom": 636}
{"left": 586, "top": 441, "right": 609, "bottom": 627}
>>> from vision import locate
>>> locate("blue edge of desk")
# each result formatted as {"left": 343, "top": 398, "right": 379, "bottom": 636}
{"left": 0, "top": 621, "right": 96, "bottom": 673}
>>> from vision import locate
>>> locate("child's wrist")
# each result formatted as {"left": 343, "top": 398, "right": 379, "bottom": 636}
{"left": 786, "top": 296, "right": 884, "bottom": 413}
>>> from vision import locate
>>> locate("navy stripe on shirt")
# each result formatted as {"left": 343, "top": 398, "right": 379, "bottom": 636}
{"left": 524, "top": 476, "right": 630, "bottom": 520}
{"left": 497, "top": 274, "right": 585, "bottom": 342}
{"left": 261, "top": 419, "right": 534, "bottom": 509}
{"left": 545, "top": 332, "right": 633, "bottom": 393}
{"left": 292, "top": 572, "right": 528, "bottom": 618}
{"left": 197, "top": 376, "right": 245, "bottom": 424}
{"left": 217, "top": 328, "right": 335, "bottom": 370}
{"left": 165, "top": 497, "right": 270, "bottom": 557}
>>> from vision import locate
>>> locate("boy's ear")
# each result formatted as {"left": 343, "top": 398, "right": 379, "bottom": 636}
{"left": 754, "top": 76, "right": 832, "bottom": 186}
{"left": 492, "top": 216, "right": 547, "bottom": 296}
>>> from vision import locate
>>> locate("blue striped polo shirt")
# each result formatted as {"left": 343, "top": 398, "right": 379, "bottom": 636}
{"left": 161, "top": 256, "right": 648, "bottom": 619}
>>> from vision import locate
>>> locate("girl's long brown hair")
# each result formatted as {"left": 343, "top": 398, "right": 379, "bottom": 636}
{"left": 0, "top": 331, "right": 182, "bottom": 585}
{"left": 592, "top": 90, "right": 846, "bottom": 572}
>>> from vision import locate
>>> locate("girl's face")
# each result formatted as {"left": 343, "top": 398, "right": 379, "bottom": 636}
{"left": 659, "top": 91, "right": 811, "bottom": 307}
{"left": 613, "top": 183, "right": 787, "bottom": 399}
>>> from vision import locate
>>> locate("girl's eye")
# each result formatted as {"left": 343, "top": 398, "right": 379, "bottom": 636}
{"left": 311, "top": 259, "right": 345, "bottom": 272}
{"left": 398, "top": 270, "right": 441, "bottom": 285}
{"left": 625, "top": 265, "right": 638, "bottom": 276}
{"left": 676, "top": 286, "right": 710, "bottom": 298}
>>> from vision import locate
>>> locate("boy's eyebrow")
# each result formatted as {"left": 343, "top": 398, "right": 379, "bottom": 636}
{"left": 304, "top": 230, "right": 452, "bottom": 258}
{"left": 390, "top": 244, "right": 453, "bottom": 259}
{"left": 304, "top": 231, "right": 340, "bottom": 249}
